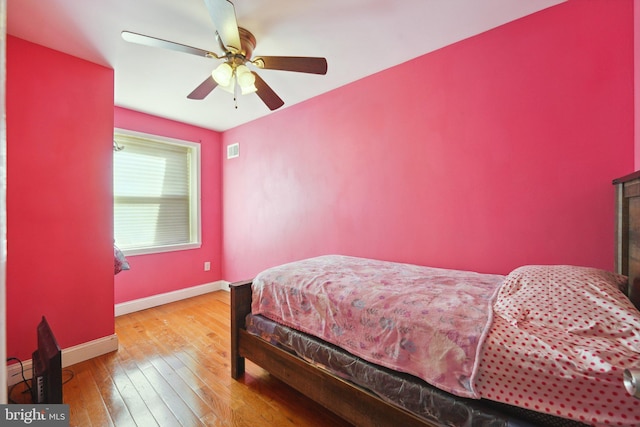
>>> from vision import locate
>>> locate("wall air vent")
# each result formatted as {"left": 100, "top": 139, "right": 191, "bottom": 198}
{"left": 227, "top": 143, "right": 240, "bottom": 159}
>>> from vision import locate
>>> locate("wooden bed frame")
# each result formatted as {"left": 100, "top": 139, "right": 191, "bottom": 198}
{"left": 229, "top": 171, "right": 640, "bottom": 427}
{"left": 614, "top": 170, "right": 640, "bottom": 309}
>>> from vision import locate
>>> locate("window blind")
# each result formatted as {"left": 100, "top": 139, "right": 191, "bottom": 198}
{"left": 114, "top": 132, "right": 198, "bottom": 253}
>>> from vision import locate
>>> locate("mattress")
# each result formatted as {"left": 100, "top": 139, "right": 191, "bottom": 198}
{"left": 246, "top": 313, "right": 588, "bottom": 427}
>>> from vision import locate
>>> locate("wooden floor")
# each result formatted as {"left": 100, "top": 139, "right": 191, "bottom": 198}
{"left": 9, "top": 291, "right": 353, "bottom": 427}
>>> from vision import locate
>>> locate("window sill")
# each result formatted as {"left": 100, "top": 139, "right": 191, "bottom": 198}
{"left": 121, "top": 243, "right": 202, "bottom": 257}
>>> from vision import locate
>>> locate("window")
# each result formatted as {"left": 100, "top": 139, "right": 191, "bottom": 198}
{"left": 113, "top": 129, "right": 201, "bottom": 255}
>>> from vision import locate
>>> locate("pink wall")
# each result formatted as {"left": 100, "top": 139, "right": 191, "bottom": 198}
{"left": 113, "top": 108, "right": 222, "bottom": 304}
{"left": 6, "top": 37, "right": 115, "bottom": 361}
{"left": 222, "top": 0, "right": 635, "bottom": 282}
{"left": 4, "top": 0, "right": 636, "bottom": 361}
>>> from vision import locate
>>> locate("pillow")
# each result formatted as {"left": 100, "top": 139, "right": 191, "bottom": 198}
{"left": 493, "top": 265, "right": 637, "bottom": 339}
{"left": 114, "top": 245, "right": 130, "bottom": 275}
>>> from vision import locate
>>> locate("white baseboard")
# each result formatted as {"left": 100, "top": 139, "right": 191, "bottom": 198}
{"left": 7, "top": 334, "right": 119, "bottom": 386}
{"left": 114, "top": 280, "right": 230, "bottom": 317}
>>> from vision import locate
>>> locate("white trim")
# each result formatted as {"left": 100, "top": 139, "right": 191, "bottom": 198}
{"left": 6, "top": 334, "right": 119, "bottom": 386}
{"left": 62, "top": 334, "right": 119, "bottom": 367}
{"left": 114, "top": 280, "right": 229, "bottom": 317}
{"left": 122, "top": 242, "right": 201, "bottom": 257}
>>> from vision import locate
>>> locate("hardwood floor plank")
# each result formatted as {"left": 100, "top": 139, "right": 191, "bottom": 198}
{"left": 87, "top": 357, "right": 138, "bottom": 427}
{"left": 199, "top": 411, "right": 226, "bottom": 427}
{"left": 110, "top": 354, "right": 162, "bottom": 427}
{"left": 68, "top": 364, "right": 115, "bottom": 427}
{"left": 60, "top": 375, "right": 87, "bottom": 426}
{"left": 149, "top": 353, "right": 216, "bottom": 419}
{"left": 9, "top": 291, "right": 352, "bottom": 427}
{"left": 140, "top": 359, "right": 207, "bottom": 426}
{"left": 116, "top": 344, "right": 184, "bottom": 427}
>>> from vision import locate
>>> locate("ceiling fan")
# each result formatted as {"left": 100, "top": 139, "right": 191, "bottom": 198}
{"left": 121, "top": 0, "right": 328, "bottom": 111}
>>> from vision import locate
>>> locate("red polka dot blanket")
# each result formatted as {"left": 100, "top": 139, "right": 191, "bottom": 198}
{"left": 482, "top": 265, "right": 640, "bottom": 426}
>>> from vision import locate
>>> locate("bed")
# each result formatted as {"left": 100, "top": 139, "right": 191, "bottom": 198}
{"left": 230, "top": 171, "right": 640, "bottom": 427}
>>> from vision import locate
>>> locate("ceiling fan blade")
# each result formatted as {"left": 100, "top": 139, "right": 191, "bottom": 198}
{"left": 253, "top": 72, "right": 284, "bottom": 111}
{"left": 254, "top": 56, "right": 328, "bottom": 75}
{"left": 203, "top": 0, "right": 241, "bottom": 52}
{"left": 122, "top": 31, "right": 215, "bottom": 58}
{"left": 187, "top": 76, "right": 218, "bottom": 100}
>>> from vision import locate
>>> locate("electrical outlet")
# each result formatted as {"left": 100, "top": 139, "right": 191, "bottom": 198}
{"left": 204, "top": 262, "right": 211, "bottom": 271}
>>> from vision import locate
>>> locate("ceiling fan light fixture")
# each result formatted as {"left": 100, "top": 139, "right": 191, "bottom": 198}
{"left": 212, "top": 62, "right": 233, "bottom": 87}
{"left": 217, "top": 78, "right": 236, "bottom": 94}
{"left": 236, "top": 65, "right": 255, "bottom": 89}
{"left": 240, "top": 82, "right": 257, "bottom": 95}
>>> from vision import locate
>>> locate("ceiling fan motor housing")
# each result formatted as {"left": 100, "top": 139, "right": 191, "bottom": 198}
{"left": 237, "top": 27, "right": 256, "bottom": 60}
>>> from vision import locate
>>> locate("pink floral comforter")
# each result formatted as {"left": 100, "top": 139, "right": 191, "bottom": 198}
{"left": 251, "top": 254, "right": 504, "bottom": 398}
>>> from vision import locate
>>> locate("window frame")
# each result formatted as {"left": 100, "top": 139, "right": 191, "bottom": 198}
{"left": 113, "top": 128, "right": 202, "bottom": 256}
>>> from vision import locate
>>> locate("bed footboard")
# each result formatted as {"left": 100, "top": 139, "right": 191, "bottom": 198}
{"left": 230, "top": 280, "right": 253, "bottom": 379}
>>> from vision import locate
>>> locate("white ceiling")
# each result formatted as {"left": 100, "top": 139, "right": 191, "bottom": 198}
{"left": 7, "top": 0, "right": 565, "bottom": 132}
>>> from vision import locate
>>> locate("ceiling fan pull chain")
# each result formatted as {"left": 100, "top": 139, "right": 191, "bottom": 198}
{"left": 233, "top": 74, "right": 239, "bottom": 109}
